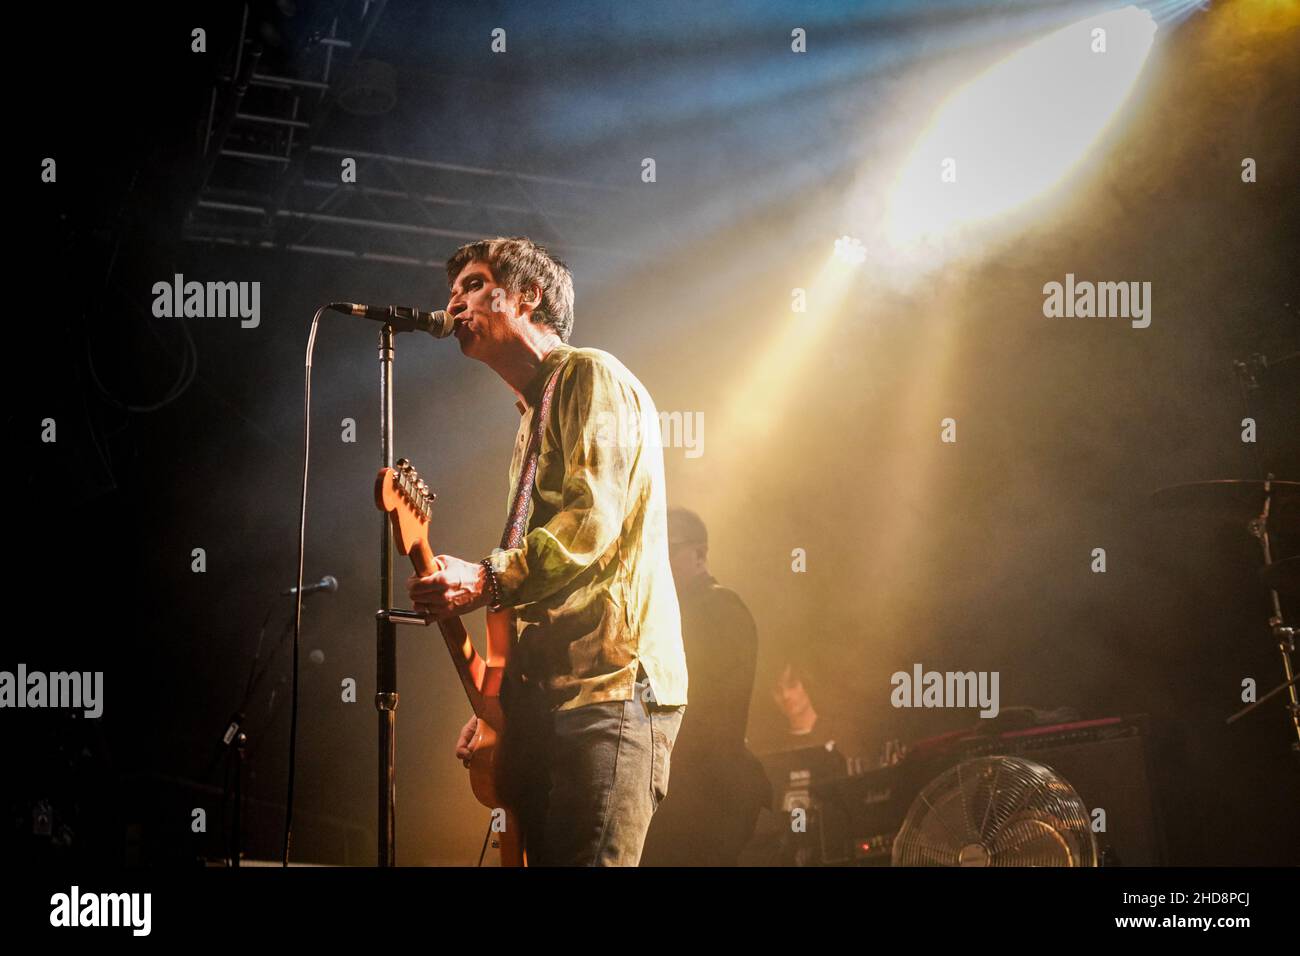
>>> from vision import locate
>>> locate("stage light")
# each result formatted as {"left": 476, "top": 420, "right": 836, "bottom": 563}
{"left": 697, "top": 6, "right": 1166, "bottom": 536}
{"left": 1142, "top": 0, "right": 1209, "bottom": 27}
{"left": 834, "top": 235, "right": 868, "bottom": 266}
{"left": 884, "top": 6, "right": 1158, "bottom": 253}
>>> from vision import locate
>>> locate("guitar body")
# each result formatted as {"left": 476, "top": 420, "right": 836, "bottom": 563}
{"left": 375, "top": 461, "right": 528, "bottom": 866}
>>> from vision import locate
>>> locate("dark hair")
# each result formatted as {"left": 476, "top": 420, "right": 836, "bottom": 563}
{"left": 667, "top": 506, "right": 708, "bottom": 549}
{"left": 765, "top": 654, "right": 818, "bottom": 704}
{"left": 444, "top": 236, "right": 575, "bottom": 342}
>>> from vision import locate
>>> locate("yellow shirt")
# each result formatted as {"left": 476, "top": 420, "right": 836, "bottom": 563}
{"left": 486, "top": 344, "right": 688, "bottom": 712}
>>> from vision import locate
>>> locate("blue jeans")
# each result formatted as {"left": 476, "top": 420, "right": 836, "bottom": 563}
{"left": 505, "top": 675, "right": 685, "bottom": 866}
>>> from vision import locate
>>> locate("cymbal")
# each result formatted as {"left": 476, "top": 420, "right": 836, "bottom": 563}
{"left": 1260, "top": 557, "right": 1300, "bottom": 597}
{"left": 1150, "top": 480, "right": 1300, "bottom": 533}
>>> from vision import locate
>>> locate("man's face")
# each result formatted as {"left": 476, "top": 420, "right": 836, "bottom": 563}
{"left": 773, "top": 665, "right": 812, "bottom": 721}
{"left": 445, "top": 259, "right": 536, "bottom": 361}
{"left": 668, "top": 540, "right": 705, "bottom": 587}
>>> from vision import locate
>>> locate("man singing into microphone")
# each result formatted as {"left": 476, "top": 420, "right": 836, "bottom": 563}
{"left": 406, "top": 236, "right": 688, "bottom": 866}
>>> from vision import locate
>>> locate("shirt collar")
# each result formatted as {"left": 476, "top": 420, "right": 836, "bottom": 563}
{"left": 515, "top": 343, "right": 575, "bottom": 415}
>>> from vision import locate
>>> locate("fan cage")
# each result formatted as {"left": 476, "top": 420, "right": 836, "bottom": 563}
{"left": 891, "top": 755, "right": 1099, "bottom": 867}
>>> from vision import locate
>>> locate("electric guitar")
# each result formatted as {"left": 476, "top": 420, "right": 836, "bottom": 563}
{"left": 374, "top": 457, "right": 527, "bottom": 866}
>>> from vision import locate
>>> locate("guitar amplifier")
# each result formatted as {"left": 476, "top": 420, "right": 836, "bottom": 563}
{"left": 815, "top": 715, "right": 1166, "bottom": 866}
{"left": 739, "top": 744, "right": 848, "bottom": 866}
{"left": 812, "top": 759, "right": 930, "bottom": 866}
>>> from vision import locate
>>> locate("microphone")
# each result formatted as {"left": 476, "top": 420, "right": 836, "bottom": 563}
{"left": 329, "top": 302, "right": 455, "bottom": 337}
{"left": 282, "top": 575, "right": 339, "bottom": 598}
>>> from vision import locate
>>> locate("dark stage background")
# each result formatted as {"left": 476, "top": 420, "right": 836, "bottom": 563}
{"left": 8, "top": 0, "right": 1298, "bottom": 866}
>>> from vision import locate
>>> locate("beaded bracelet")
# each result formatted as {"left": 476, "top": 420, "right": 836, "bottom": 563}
{"left": 480, "top": 558, "right": 503, "bottom": 612}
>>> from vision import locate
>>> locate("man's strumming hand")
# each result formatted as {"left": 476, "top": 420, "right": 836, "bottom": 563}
{"left": 455, "top": 715, "right": 480, "bottom": 765}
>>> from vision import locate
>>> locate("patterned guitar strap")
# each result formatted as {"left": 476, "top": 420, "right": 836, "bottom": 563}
{"left": 499, "top": 359, "right": 567, "bottom": 552}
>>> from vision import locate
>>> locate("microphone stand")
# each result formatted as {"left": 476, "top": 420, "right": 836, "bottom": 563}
{"left": 373, "top": 324, "right": 431, "bottom": 864}
{"left": 324, "top": 307, "right": 452, "bottom": 866}
{"left": 1228, "top": 355, "right": 1300, "bottom": 754}
{"left": 213, "top": 604, "right": 294, "bottom": 866}
{"left": 377, "top": 324, "right": 398, "bottom": 866}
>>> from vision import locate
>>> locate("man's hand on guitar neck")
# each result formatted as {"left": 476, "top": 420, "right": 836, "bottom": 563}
{"left": 407, "top": 554, "right": 489, "bottom": 620}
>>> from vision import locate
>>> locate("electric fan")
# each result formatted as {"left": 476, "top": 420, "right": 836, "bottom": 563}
{"left": 891, "top": 755, "right": 1099, "bottom": 867}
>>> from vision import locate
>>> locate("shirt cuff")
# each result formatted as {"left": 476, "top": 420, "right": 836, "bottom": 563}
{"left": 486, "top": 547, "right": 527, "bottom": 606}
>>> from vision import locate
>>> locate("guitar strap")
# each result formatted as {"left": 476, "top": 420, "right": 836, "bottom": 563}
{"left": 499, "top": 357, "right": 567, "bottom": 551}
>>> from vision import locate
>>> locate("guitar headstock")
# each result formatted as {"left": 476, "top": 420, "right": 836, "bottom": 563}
{"left": 374, "top": 457, "right": 437, "bottom": 554}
